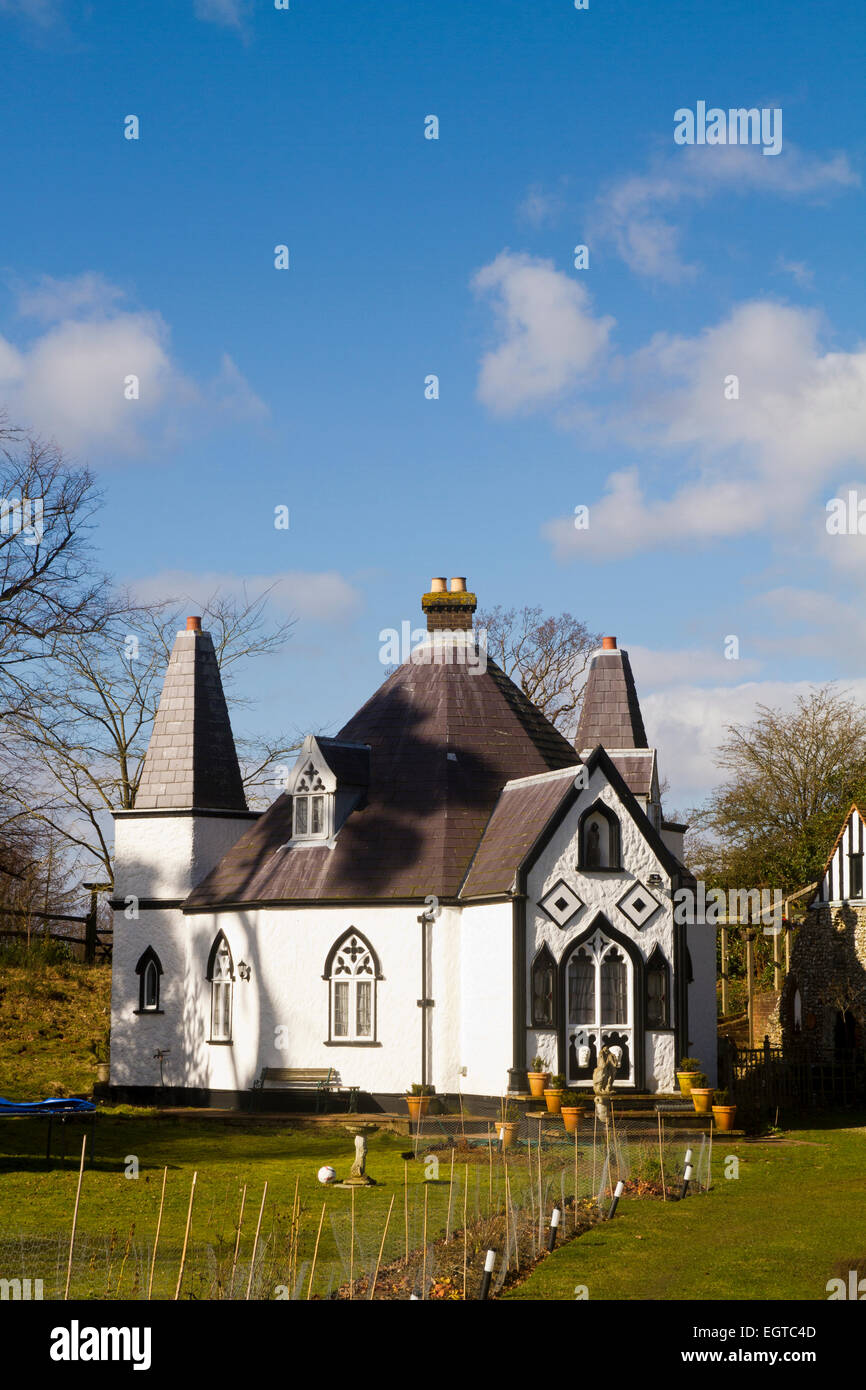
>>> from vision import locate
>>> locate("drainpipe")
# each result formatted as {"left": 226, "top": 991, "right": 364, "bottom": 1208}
{"left": 417, "top": 910, "right": 435, "bottom": 1088}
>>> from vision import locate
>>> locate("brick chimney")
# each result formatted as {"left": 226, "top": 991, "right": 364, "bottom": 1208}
{"left": 421, "top": 576, "right": 477, "bottom": 631}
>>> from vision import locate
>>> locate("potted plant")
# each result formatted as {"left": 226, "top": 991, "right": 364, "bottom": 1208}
{"left": 711, "top": 1088, "right": 737, "bottom": 1132}
{"left": 405, "top": 1083, "right": 434, "bottom": 1123}
{"left": 560, "top": 1089, "right": 586, "bottom": 1134}
{"left": 496, "top": 1101, "right": 521, "bottom": 1149}
{"left": 544, "top": 1073, "right": 566, "bottom": 1114}
{"left": 690, "top": 1073, "right": 715, "bottom": 1114}
{"left": 676, "top": 1057, "right": 702, "bottom": 1097}
{"left": 527, "top": 1055, "right": 550, "bottom": 1099}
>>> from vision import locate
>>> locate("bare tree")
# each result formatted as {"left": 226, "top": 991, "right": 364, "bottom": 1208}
{"left": 476, "top": 605, "right": 601, "bottom": 735}
{"left": 0, "top": 413, "right": 113, "bottom": 716}
{"left": 4, "top": 587, "right": 300, "bottom": 884}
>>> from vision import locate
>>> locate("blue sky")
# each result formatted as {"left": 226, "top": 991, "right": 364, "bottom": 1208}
{"left": 1, "top": 0, "right": 864, "bottom": 808}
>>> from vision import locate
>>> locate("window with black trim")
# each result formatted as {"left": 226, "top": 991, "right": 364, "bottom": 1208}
{"left": 207, "top": 933, "right": 234, "bottom": 1042}
{"left": 135, "top": 946, "right": 163, "bottom": 1013}
{"left": 578, "top": 801, "right": 621, "bottom": 870}
{"left": 531, "top": 945, "right": 556, "bottom": 1027}
{"left": 645, "top": 945, "right": 670, "bottom": 1027}
{"left": 849, "top": 853, "right": 863, "bottom": 898}
{"left": 326, "top": 932, "right": 380, "bottom": 1042}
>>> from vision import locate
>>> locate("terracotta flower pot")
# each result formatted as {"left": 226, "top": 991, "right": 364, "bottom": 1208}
{"left": 712, "top": 1104, "right": 737, "bottom": 1132}
{"left": 691, "top": 1088, "right": 715, "bottom": 1114}
{"left": 677, "top": 1071, "right": 697, "bottom": 1097}
{"left": 527, "top": 1071, "right": 549, "bottom": 1099}
{"left": 496, "top": 1119, "right": 520, "bottom": 1149}
{"left": 544, "top": 1088, "right": 564, "bottom": 1115}
{"left": 406, "top": 1094, "right": 431, "bottom": 1123}
{"left": 561, "top": 1106, "right": 583, "bottom": 1135}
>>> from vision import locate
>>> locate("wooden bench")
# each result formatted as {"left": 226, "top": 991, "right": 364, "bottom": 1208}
{"left": 251, "top": 1067, "right": 359, "bottom": 1114}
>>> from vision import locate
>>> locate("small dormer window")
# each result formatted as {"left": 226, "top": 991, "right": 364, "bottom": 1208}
{"left": 292, "top": 760, "right": 331, "bottom": 840}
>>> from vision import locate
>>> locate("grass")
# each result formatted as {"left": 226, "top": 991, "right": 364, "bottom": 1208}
{"left": 0, "top": 1112, "right": 559, "bottom": 1299}
{"left": 0, "top": 957, "right": 110, "bottom": 1100}
{"left": 504, "top": 1117, "right": 866, "bottom": 1301}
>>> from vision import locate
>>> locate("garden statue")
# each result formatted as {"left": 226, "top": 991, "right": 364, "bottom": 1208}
{"left": 592, "top": 1045, "right": 617, "bottom": 1123}
{"left": 340, "top": 1123, "right": 379, "bottom": 1186}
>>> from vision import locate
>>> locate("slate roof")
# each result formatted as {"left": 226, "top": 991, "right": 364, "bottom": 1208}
{"left": 460, "top": 767, "right": 577, "bottom": 899}
{"left": 184, "top": 655, "right": 580, "bottom": 908}
{"left": 609, "top": 750, "right": 655, "bottom": 798}
{"left": 461, "top": 746, "right": 690, "bottom": 900}
{"left": 575, "top": 647, "right": 648, "bottom": 752}
{"left": 135, "top": 628, "right": 248, "bottom": 812}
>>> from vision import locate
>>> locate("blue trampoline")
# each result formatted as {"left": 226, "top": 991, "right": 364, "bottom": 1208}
{"left": 0, "top": 1096, "right": 97, "bottom": 1165}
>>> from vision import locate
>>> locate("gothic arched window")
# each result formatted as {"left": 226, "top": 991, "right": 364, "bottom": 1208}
{"left": 578, "top": 801, "right": 621, "bottom": 870}
{"left": 325, "top": 932, "right": 381, "bottom": 1043}
{"left": 645, "top": 945, "right": 670, "bottom": 1027}
{"left": 207, "top": 933, "right": 234, "bottom": 1042}
{"left": 292, "top": 760, "right": 331, "bottom": 840}
{"left": 135, "top": 946, "right": 163, "bottom": 1013}
{"left": 531, "top": 946, "right": 557, "bottom": 1027}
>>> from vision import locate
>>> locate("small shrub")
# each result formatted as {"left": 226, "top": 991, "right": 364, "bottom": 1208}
{"left": 548, "top": 1074, "right": 566, "bottom": 1090}
{"left": 679, "top": 1057, "right": 701, "bottom": 1073}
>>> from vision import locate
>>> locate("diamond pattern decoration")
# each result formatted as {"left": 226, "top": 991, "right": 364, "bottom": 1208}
{"left": 617, "top": 880, "right": 661, "bottom": 929}
{"left": 539, "top": 878, "right": 584, "bottom": 929}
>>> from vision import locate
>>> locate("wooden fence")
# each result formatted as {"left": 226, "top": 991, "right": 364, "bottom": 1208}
{"left": 719, "top": 1035, "right": 866, "bottom": 1118}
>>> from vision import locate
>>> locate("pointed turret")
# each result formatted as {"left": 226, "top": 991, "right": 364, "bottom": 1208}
{"left": 575, "top": 636, "right": 648, "bottom": 754}
{"left": 136, "top": 617, "right": 247, "bottom": 812}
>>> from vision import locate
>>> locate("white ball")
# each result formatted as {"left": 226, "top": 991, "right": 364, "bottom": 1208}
{"left": 317, "top": 1165, "right": 337, "bottom": 1185}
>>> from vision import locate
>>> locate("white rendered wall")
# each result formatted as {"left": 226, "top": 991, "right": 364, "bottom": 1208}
{"left": 460, "top": 901, "right": 514, "bottom": 1097}
{"left": 111, "top": 897, "right": 512, "bottom": 1097}
{"left": 525, "top": 766, "right": 678, "bottom": 1092}
{"left": 686, "top": 920, "right": 718, "bottom": 1085}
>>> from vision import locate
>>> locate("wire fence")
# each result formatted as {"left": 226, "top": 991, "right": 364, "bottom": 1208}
{"left": 0, "top": 1108, "right": 714, "bottom": 1301}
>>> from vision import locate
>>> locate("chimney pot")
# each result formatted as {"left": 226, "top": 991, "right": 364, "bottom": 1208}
{"left": 602, "top": 635, "right": 617, "bottom": 650}
{"left": 430, "top": 577, "right": 447, "bottom": 593}
{"left": 449, "top": 577, "right": 467, "bottom": 593}
{"left": 187, "top": 616, "right": 202, "bottom": 633}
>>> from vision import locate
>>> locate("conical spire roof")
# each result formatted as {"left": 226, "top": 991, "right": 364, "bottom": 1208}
{"left": 135, "top": 619, "right": 248, "bottom": 812}
{"left": 575, "top": 637, "right": 648, "bottom": 752}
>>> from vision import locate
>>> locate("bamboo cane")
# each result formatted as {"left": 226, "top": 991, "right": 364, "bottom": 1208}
{"left": 349, "top": 1186, "right": 355, "bottom": 1299}
{"left": 63, "top": 1136, "right": 88, "bottom": 1300}
{"left": 369, "top": 1194, "right": 395, "bottom": 1300}
{"left": 228, "top": 1183, "right": 247, "bottom": 1299}
{"left": 147, "top": 1166, "right": 168, "bottom": 1300}
{"left": 573, "top": 1123, "right": 579, "bottom": 1231}
{"left": 174, "top": 1170, "right": 198, "bottom": 1301}
{"left": 446, "top": 1146, "right": 455, "bottom": 1242}
{"left": 404, "top": 1160, "right": 409, "bottom": 1262}
{"left": 307, "top": 1201, "right": 327, "bottom": 1300}
{"left": 462, "top": 1164, "right": 469, "bottom": 1301}
{"left": 421, "top": 1183, "right": 429, "bottom": 1299}
{"left": 658, "top": 1112, "right": 666, "bottom": 1202}
{"left": 245, "top": 1181, "right": 268, "bottom": 1300}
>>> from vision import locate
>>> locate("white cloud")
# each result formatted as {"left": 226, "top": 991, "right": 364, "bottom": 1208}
{"left": 0, "top": 312, "right": 175, "bottom": 455}
{"left": 471, "top": 252, "right": 614, "bottom": 414}
{"left": 193, "top": 0, "right": 247, "bottom": 27}
{"left": 626, "top": 643, "right": 762, "bottom": 689}
{"left": 129, "top": 570, "right": 363, "bottom": 625}
{"left": 15, "top": 271, "right": 125, "bottom": 322}
{"left": 517, "top": 186, "right": 564, "bottom": 228}
{"left": 0, "top": 272, "right": 267, "bottom": 457}
{"left": 0, "top": 0, "right": 58, "bottom": 26}
{"left": 594, "top": 144, "right": 858, "bottom": 281}
{"left": 776, "top": 257, "right": 814, "bottom": 290}
{"left": 541, "top": 298, "right": 866, "bottom": 558}
{"left": 642, "top": 678, "right": 866, "bottom": 808}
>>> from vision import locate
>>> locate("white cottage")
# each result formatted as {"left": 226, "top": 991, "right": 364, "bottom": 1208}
{"left": 109, "top": 579, "right": 716, "bottom": 1107}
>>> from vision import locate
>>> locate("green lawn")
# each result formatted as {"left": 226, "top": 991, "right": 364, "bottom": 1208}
{"left": 504, "top": 1119, "right": 866, "bottom": 1301}
{"left": 0, "top": 1112, "right": 533, "bottom": 1299}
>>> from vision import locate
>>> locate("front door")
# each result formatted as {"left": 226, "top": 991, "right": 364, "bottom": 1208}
{"left": 564, "top": 928, "right": 634, "bottom": 1087}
